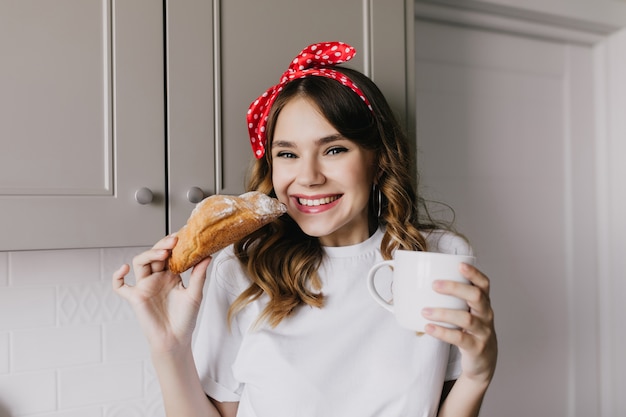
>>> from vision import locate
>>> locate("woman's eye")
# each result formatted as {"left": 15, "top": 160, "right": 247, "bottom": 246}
{"left": 275, "top": 151, "right": 297, "bottom": 159}
{"left": 327, "top": 147, "right": 348, "bottom": 155}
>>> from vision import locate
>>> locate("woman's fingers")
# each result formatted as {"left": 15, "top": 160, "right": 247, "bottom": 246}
{"left": 188, "top": 257, "right": 212, "bottom": 300}
{"left": 150, "top": 234, "right": 178, "bottom": 273}
{"left": 132, "top": 235, "right": 178, "bottom": 279}
{"left": 460, "top": 263, "right": 490, "bottom": 295}
{"left": 424, "top": 264, "right": 495, "bottom": 338}
{"left": 112, "top": 263, "right": 131, "bottom": 298}
{"left": 423, "top": 321, "right": 469, "bottom": 346}
{"left": 422, "top": 306, "right": 495, "bottom": 362}
{"left": 423, "top": 307, "right": 484, "bottom": 336}
{"left": 432, "top": 264, "right": 491, "bottom": 316}
{"left": 423, "top": 264, "right": 498, "bottom": 382}
{"left": 132, "top": 249, "right": 168, "bottom": 279}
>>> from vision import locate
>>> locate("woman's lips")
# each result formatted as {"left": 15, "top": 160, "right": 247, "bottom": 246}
{"left": 297, "top": 195, "right": 340, "bottom": 206}
{"left": 293, "top": 195, "right": 342, "bottom": 213}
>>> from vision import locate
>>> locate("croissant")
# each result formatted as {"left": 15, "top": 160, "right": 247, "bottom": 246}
{"left": 168, "top": 191, "right": 286, "bottom": 273}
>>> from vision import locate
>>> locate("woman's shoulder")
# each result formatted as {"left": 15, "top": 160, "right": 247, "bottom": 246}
{"left": 422, "top": 229, "right": 473, "bottom": 256}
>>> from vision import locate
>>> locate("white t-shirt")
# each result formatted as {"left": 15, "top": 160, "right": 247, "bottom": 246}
{"left": 193, "top": 228, "right": 472, "bottom": 417}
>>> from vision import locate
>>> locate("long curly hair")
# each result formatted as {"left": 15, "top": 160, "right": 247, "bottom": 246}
{"left": 230, "top": 67, "right": 455, "bottom": 327}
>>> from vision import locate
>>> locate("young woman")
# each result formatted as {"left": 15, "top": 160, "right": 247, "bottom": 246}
{"left": 113, "top": 41, "right": 497, "bottom": 417}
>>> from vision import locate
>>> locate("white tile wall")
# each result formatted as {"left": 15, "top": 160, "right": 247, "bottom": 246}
{"left": 0, "top": 247, "right": 165, "bottom": 417}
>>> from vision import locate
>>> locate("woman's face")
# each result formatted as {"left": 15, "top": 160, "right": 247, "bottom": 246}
{"left": 271, "top": 96, "right": 377, "bottom": 247}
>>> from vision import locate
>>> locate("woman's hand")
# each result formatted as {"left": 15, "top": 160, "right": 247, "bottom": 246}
{"left": 422, "top": 263, "right": 498, "bottom": 385}
{"left": 112, "top": 235, "right": 212, "bottom": 354}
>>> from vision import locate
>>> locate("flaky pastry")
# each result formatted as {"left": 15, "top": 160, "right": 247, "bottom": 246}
{"left": 168, "top": 191, "right": 286, "bottom": 273}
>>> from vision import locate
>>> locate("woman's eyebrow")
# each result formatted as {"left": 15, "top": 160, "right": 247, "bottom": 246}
{"left": 316, "top": 133, "right": 343, "bottom": 146}
{"left": 271, "top": 139, "right": 295, "bottom": 149}
{"left": 271, "top": 134, "right": 343, "bottom": 150}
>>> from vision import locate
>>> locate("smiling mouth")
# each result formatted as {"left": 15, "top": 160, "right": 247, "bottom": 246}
{"left": 297, "top": 195, "right": 340, "bottom": 207}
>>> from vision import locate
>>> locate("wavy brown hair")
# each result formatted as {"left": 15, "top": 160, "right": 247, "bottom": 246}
{"left": 230, "top": 67, "right": 455, "bottom": 327}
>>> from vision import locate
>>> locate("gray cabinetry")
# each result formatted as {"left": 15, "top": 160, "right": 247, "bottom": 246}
{"left": 0, "top": 0, "right": 413, "bottom": 251}
{"left": 1, "top": 0, "right": 167, "bottom": 250}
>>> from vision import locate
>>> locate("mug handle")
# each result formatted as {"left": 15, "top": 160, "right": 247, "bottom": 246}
{"left": 366, "top": 260, "right": 395, "bottom": 313}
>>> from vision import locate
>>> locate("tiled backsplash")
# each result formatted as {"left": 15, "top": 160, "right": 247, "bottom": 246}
{"left": 0, "top": 247, "right": 166, "bottom": 417}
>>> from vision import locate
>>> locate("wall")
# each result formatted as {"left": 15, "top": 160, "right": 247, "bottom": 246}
{"left": 422, "top": 0, "right": 626, "bottom": 30}
{"left": 414, "top": 1, "right": 626, "bottom": 416}
{"left": 596, "top": 27, "right": 626, "bottom": 416}
{"left": 0, "top": 3, "right": 623, "bottom": 417}
{"left": 414, "top": 18, "right": 585, "bottom": 415}
{"left": 0, "top": 247, "right": 166, "bottom": 417}
{"left": 479, "top": 0, "right": 626, "bottom": 28}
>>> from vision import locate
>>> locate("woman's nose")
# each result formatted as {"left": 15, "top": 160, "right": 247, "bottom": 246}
{"left": 296, "top": 157, "right": 325, "bottom": 186}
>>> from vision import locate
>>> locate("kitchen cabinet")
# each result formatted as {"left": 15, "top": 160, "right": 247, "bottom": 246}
{"left": 0, "top": 0, "right": 414, "bottom": 251}
{"left": 1, "top": 0, "right": 169, "bottom": 250}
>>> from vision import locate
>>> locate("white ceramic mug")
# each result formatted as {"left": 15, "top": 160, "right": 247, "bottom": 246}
{"left": 366, "top": 250, "right": 475, "bottom": 332}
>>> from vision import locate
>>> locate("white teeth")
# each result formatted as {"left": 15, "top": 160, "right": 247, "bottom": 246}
{"left": 298, "top": 196, "right": 339, "bottom": 206}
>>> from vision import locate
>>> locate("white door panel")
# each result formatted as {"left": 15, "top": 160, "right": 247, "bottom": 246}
{"left": 415, "top": 19, "right": 598, "bottom": 416}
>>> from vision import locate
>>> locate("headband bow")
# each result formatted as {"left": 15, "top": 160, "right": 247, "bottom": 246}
{"left": 247, "top": 41, "right": 373, "bottom": 159}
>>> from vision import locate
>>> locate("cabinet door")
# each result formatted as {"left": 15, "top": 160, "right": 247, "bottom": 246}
{"left": 0, "top": 0, "right": 166, "bottom": 250}
{"left": 217, "top": 0, "right": 414, "bottom": 195}
{"left": 164, "top": 0, "right": 414, "bottom": 229}
{"left": 165, "top": 0, "right": 216, "bottom": 233}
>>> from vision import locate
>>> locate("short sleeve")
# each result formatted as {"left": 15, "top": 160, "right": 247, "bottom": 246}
{"left": 425, "top": 230, "right": 473, "bottom": 257}
{"left": 192, "top": 249, "right": 247, "bottom": 402}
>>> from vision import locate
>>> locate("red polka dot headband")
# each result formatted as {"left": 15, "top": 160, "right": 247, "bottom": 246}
{"left": 247, "top": 41, "right": 373, "bottom": 159}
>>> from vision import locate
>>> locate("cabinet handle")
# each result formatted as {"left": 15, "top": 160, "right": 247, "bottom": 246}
{"left": 134, "top": 187, "right": 154, "bottom": 205}
{"left": 187, "top": 187, "right": 205, "bottom": 204}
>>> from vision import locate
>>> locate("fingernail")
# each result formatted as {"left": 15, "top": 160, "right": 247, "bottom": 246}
{"left": 460, "top": 262, "right": 471, "bottom": 272}
{"left": 422, "top": 308, "right": 433, "bottom": 317}
{"left": 432, "top": 280, "right": 444, "bottom": 290}
{"left": 424, "top": 323, "right": 436, "bottom": 334}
